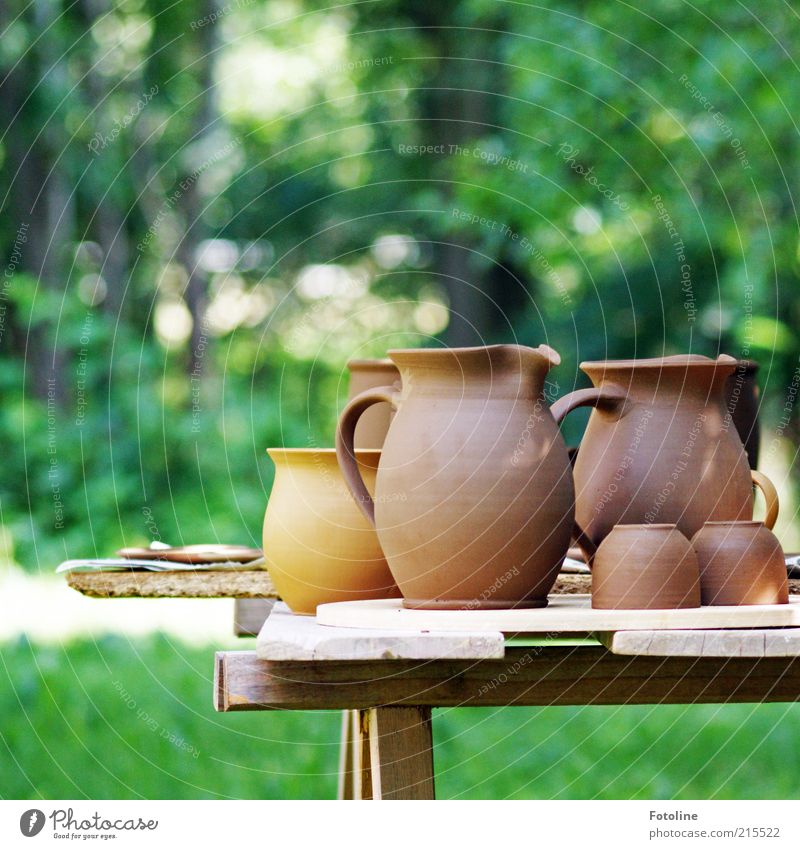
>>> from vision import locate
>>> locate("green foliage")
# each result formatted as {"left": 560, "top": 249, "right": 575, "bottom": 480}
{"left": 2, "top": 635, "right": 799, "bottom": 799}
{"left": 2, "top": 2, "right": 800, "bottom": 799}
{"left": 2, "top": 1, "right": 800, "bottom": 565}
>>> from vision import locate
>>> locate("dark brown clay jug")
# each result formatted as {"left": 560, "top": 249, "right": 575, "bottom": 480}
{"left": 725, "top": 360, "right": 760, "bottom": 469}
{"left": 552, "top": 354, "right": 779, "bottom": 548}
{"left": 336, "top": 344, "right": 587, "bottom": 609}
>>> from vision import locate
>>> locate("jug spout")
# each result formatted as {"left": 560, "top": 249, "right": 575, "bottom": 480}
{"left": 386, "top": 344, "right": 561, "bottom": 398}
{"left": 533, "top": 343, "right": 561, "bottom": 368}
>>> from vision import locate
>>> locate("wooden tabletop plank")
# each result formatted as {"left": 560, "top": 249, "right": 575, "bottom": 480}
{"left": 214, "top": 648, "right": 800, "bottom": 711}
{"left": 67, "top": 570, "right": 277, "bottom": 598}
{"left": 256, "top": 603, "right": 505, "bottom": 661}
{"left": 600, "top": 628, "right": 800, "bottom": 657}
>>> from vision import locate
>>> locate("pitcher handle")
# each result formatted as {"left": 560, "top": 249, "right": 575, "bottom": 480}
{"left": 551, "top": 384, "right": 628, "bottom": 424}
{"left": 336, "top": 385, "right": 400, "bottom": 527}
{"left": 751, "top": 470, "right": 779, "bottom": 530}
{"left": 551, "top": 384, "right": 628, "bottom": 565}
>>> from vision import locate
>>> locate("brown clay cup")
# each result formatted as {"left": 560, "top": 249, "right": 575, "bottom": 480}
{"left": 592, "top": 524, "right": 701, "bottom": 610}
{"left": 691, "top": 521, "right": 789, "bottom": 606}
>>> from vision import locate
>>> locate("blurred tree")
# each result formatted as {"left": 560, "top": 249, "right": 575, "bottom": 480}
{"left": 1, "top": 0, "right": 799, "bottom": 566}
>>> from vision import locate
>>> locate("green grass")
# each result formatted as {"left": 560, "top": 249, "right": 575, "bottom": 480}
{"left": 1, "top": 634, "right": 798, "bottom": 799}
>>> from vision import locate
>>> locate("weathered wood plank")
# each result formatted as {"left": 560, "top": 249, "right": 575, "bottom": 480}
{"left": 601, "top": 628, "right": 800, "bottom": 657}
{"left": 256, "top": 604, "right": 505, "bottom": 661}
{"left": 368, "top": 706, "right": 435, "bottom": 800}
{"left": 234, "top": 599, "right": 275, "bottom": 636}
{"left": 213, "top": 649, "right": 800, "bottom": 711}
{"left": 61, "top": 571, "right": 800, "bottom": 600}
{"left": 552, "top": 574, "right": 591, "bottom": 594}
{"left": 67, "top": 570, "right": 277, "bottom": 598}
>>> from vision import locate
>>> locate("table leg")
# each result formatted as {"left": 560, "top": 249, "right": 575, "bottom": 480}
{"left": 367, "top": 706, "right": 435, "bottom": 800}
{"left": 353, "top": 709, "right": 373, "bottom": 799}
{"left": 337, "top": 710, "right": 357, "bottom": 799}
{"left": 233, "top": 598, "right": 274, "bottom": 637}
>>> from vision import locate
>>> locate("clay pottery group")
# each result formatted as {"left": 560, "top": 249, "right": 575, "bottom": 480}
{"left": 592, "top": 524, "right": 701, "bottom": 610}
{"left": 336, "top": 344, "right": 587, "bottom": 610}
{"left": 346, "top": 358, "right": 400, "bottom": 449}
{"left": 552, "top": 354, "right": 779, "bottom": 548}
{"left": 691, "top": 521, "right": 789, "bottom": 606}
{"left": 262, "top": 448, "right": 400, "bottom": 614}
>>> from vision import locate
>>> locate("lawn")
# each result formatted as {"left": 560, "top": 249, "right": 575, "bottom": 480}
{"left": 1, "top": 634, "right": 797, "bottom": 800}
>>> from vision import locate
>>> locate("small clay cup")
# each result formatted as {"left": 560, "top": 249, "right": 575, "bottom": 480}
{"left": 592, "top": 524, "right": 701, "bottom": 610}
{"left": 691, "top": 521, "right": 789, "bottom": 606}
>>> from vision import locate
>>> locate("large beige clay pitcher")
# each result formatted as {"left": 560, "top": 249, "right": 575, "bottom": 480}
{"left": 551, "top": 354, "right": 779, "bottom": 548}
{"left": 336, "top": 344, "right": 586, "bottom": 609}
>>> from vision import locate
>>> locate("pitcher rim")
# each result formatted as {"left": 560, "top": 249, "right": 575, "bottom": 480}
{"left": 581, "top": 354, "right": 738, "bottom": 370}
{"left": 267, "top": 447, "right": 381, "bottom": 459}
{"left": 388, "top": 343, "right": 561, "bottom": 366}
{"left": 346, "top": 358, "right": 395, "bottom": 369}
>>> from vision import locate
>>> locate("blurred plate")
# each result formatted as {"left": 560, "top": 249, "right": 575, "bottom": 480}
{"left": 116, "top": 544, "right": 263, "bottom": 564}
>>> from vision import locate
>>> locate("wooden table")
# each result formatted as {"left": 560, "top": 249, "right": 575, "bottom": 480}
{"left": 68, "top": 569, "right": 800, "bottom": 800}
{"left": 214, "top": 603, "right": 800, "bottom": 800}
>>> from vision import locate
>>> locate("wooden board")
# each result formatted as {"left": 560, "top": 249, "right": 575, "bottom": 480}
{"left": 256, "top": 603, "right": 504, "bottom": 660}
{"left": 67, "top": 569, "right": 277, "bottom": 598}
{"left": 600, "top": 628, "right": 800, "bottom": 657}
{"left": 547, "top": 576, "right": 800, "bottom": 595}
{"left": 552, "top": 574, "right": 591, "bottom": 594}
{"left": 214, "top": 648, "right": 800, "bottom": 711}
{"left": 317, "top": 595, "right": 800, "bottom": 634}
{"left": 234, "top": 598, "right": 275, "bottom": 636}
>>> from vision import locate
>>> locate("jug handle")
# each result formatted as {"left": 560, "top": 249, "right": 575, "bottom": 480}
{"left": 551, "top": 384, "right": 628, "bottom": 566}
{"left": 751, "top": 470, "right": 779, "bottom": 530}
{"left": 335, "top": 384, "right": 400, "bottom": 526}
{"left": 550, "top": 384, "right": 628, "bottom": 424}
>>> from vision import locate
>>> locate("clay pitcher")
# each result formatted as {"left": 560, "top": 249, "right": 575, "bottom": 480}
{"left": 725, "top": 359, "right": 760, "bottom": 469}
{"left": 346, "top": 358, "right": 400, "bottom": 449}
{"left": 336, "top": 344, "right": 585, "bottom": 609}
{"left": 551, "top": 354, "right": 779, "bottom": 548}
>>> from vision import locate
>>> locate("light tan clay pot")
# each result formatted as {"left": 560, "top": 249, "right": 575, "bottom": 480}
{"left": 552, "top": 354, "right": 779, "bottom": 548}
{"left": 592, "top": 524, "right": 701, "bottom": 610}
{"left": 336, "top": 344, "right": 587, "bottom": 610}
{"left": 346, "top": 359, "right": 400, "bottom": 449}
{"left": 262, "top": 448, "right": 401, "bottom": 614}
{"left": 691, "top": 520, "right": 789, "bottom": 606}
